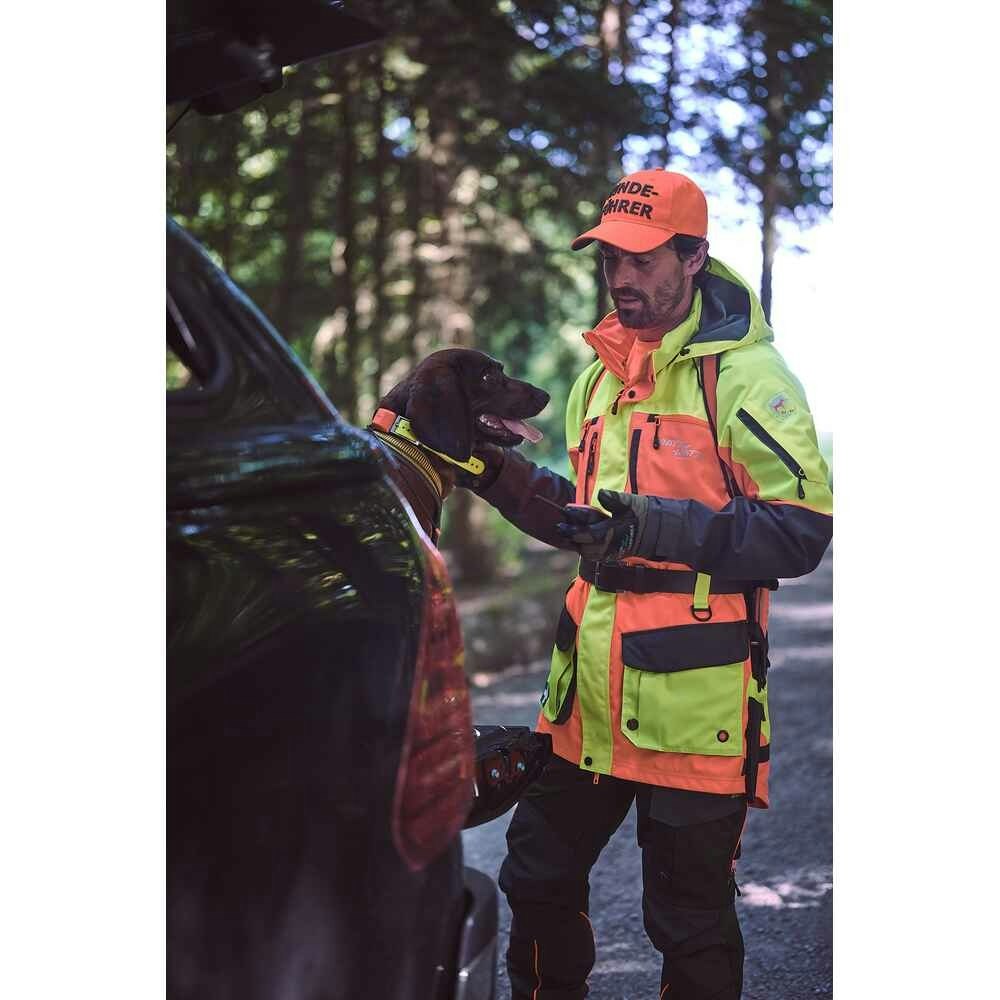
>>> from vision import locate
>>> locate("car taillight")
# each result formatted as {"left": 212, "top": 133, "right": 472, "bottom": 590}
{"left": 392, "top": 533, "right": 474, "bottom": 871}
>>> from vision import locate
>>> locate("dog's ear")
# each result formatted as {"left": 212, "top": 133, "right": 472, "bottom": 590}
{"left": 407, "top": 369, "right": 474, "bottom": 461}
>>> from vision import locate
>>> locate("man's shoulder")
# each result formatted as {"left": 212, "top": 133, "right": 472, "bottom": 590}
{"left": 717, "top": 341, "right": 797, "bottom": 385}
{"left": 715, "top": 342, "right": 809, "bottom": 410}
{"left": 567, "top": 358, "right": 606, "bottom": 407}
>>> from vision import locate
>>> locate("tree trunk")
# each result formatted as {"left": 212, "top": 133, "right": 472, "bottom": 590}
{"left": 426, "top": 101, "right": 497, "bottom": 583}
{"left": 405, "top": 101, "right": 429, "bottom": 366}
{"left": 216, "top": 114, "right": 240, "bottom": 272}
{"left": 338, "top": 60, "right": 360, "bottom": 424}
{"left": 271, "top": 92, "right": 313, "bottom": 339}
{"left": 758, "top": 8, "right": 786, "bottom": 325}
{"left": 659, "top": 0, "right": 682, "bottom": 167}
{"left": 371, "top": 42, "right": 389, "bottom": 403}
{"left": 760, "top": 192, "right": 776, "bottom": 323}
{"left": 593, "top": 0, "right": 623, "bottom": 326}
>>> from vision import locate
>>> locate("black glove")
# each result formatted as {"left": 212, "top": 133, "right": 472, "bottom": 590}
{"left": 556, "top": 489, "right": 651, "bottom": 561}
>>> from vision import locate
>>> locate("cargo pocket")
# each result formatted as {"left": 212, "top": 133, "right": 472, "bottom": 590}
{"left": 620, "top": 621, "right": 748, "bottom": 756}
{"left": 540, "top": 605, "right": 578, "bottom": 724}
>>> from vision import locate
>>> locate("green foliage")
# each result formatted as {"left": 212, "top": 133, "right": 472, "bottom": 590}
{"left": 698, "top": 0, "right": 833, "bottom": 220}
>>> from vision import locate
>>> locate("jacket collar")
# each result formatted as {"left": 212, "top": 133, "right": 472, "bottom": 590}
{"left": 581, "top": 257, "right": 773, "bottom": 387}
{"left": 582, "top": 295, "right": 701, "bottom": 386}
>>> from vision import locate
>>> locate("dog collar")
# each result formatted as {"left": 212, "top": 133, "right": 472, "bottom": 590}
{"left": 370, "top": 407, "right": 486, "bottom": 476}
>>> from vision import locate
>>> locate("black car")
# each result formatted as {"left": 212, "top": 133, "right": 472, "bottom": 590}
{"left": 167, "top": 4, "right": 548, "bottom": 998}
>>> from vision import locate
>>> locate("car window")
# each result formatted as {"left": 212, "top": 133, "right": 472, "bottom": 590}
{"left": 167, "top": 217, "right": 336, "bottom": 425}
{"left": 167, "top": 341, "right": 198, "bottom": 390}
{"left": 168, "top": 289, "right": 214, "bottom": 393}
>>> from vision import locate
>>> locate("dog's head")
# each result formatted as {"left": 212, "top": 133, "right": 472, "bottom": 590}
{"left": 381, "top": 348, "right": 550, "bottom": 462}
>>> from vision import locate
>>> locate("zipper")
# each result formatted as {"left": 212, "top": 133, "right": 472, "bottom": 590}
{"left": 610, "top": 388, "right": 626, "bottom": 415}
{"left": 582, "top": 420, "right": 599, "bottom": 502}
{"left": 651, "top": 415, "right": 661, "bottom": 449}
{"left": 628, "top": 428, "right": 641, "bottom": 493}
{"left": 736, "top": 408, "right": 807, "bottom": 499}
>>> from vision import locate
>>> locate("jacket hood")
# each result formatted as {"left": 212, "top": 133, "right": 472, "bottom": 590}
{"left": 582, "top": 257, "right": 774, "bottom": 383}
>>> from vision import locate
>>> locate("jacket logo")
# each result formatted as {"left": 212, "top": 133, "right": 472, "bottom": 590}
{"left": 768, "top": 393, "right": 797, "bottom": 420}
{"left": 662, "top": 438, "right": 701, "bottom": 459}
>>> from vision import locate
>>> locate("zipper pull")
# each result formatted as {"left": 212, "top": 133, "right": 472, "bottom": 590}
{"left": 795, "top": 471, "right": 806, "bottom": 500}
{"left": 611, "top": 388, "right": 625, "bottom": 415}
{"left": 585, "top": 434, "right": 597, "bottom": 476}
{"left": 653, "top": 416, "right": 661, "bottom": 450}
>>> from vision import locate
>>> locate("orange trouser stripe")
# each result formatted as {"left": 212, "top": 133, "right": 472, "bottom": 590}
{"left": 532, "top": 940, "right": 540, "bottom": 1000}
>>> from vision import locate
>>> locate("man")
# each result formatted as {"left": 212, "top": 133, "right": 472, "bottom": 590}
{"left": 461, "top": 168, "right": 832, "bottom": 999}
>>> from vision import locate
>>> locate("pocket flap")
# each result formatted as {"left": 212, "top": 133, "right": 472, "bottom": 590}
{"left": 621, "top": 621, "right": 749, "bottom": 673}
{"left": 555, "top": 606, "right": 578, "bottom": 651}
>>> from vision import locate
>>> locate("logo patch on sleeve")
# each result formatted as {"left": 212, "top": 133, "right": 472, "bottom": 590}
{"left": 767, "top": 393, "right": 797, "bottom": 420}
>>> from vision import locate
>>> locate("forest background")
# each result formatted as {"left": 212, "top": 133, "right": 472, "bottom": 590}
{"left": 166, "top": 0, "right": 833, "bottom": 594}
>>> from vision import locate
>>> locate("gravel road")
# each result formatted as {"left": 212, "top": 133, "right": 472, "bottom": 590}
{"left": 461, "top": 547, "right": 833, "bottom": 1000}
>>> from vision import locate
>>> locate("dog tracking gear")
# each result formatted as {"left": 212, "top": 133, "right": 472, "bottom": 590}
{"left": 369, "top": 407, "right": 486, "bottom": 476}
{"left": 368, "top": 427, "right": 444, "bottom": 501}
{"left": 454, "top": 441, "right": 506, "bottom": 492}
{"left": 470, "top": 255, "right": 832, "bottom": 804}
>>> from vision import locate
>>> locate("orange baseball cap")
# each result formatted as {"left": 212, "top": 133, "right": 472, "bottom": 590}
{"left": 571, "top": 168, "right": 708, "bottom": 252}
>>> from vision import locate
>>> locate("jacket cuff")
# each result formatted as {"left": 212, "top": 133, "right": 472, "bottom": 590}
{"left": 474, "top": 448, "right": 524, "bottom": 507}
{"left": 643, "top": 496, "right": 689, "bottom": 562}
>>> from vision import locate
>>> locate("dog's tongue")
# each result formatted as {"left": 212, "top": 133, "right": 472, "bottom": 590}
{"left": 501, "top": 418, "right": 543, "bottom": 443}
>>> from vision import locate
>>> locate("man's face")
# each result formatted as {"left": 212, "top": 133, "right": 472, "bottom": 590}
{"left": 599, "top": 239, "right": 705, "bottom": 331}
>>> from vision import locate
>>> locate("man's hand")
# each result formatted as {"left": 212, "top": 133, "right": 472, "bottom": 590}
{"left": 556, "top": 489, "right": 651, "bottom": 561}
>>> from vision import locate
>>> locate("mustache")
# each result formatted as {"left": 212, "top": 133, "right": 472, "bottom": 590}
{"left": 611, "top": 287, "right": 648, "bottom": 304}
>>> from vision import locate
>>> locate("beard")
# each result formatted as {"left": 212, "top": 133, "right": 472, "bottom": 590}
{"left": 614, "top": 279, "right": 689, "bottom": 330}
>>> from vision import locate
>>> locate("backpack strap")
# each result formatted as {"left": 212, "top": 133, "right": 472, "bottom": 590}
{"left": 697, "top": 354, "right": 775, "bottom": 772}
{"left": 584, "top": 367, "right": 607, "bottom": 416}
{"left": 697, "top": 354, "right": 741, "bottom": 500}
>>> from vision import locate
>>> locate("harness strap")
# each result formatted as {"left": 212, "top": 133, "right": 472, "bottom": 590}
{"left": 697, "top": 354, "right": 741, "bottom": 501}
{"left": 585, "top": 368, "right": 608, "bottom": 415}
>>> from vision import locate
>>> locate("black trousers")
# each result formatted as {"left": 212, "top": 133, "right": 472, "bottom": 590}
{"left": 498, "top": 756, "right": 748, "bottom": 1000}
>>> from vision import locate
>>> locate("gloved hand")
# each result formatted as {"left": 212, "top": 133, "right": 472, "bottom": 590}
{"left": 556, "top": 489, "right": 651, "bottom": 561}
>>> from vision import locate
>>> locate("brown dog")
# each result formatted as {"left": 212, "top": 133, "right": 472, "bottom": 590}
{"left": 369, "top": 348, "right": 549, "bottom": 542}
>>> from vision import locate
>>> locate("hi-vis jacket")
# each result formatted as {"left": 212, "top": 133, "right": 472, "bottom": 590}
{"left": 477, "top": 258, "right": 832, "bottom": 806}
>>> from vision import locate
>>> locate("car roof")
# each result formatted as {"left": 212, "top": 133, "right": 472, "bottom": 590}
{"left": 167, "top": 0, "right": 384, "bottom": 113}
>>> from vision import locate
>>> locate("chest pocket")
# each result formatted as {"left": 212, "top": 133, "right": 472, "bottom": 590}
{"left": 626, "top": 411, "right": 730, "bottom": 509}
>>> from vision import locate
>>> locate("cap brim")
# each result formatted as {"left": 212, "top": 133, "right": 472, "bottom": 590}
{"left": 571, "top": 220, "right": 677, "bottom": 252}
